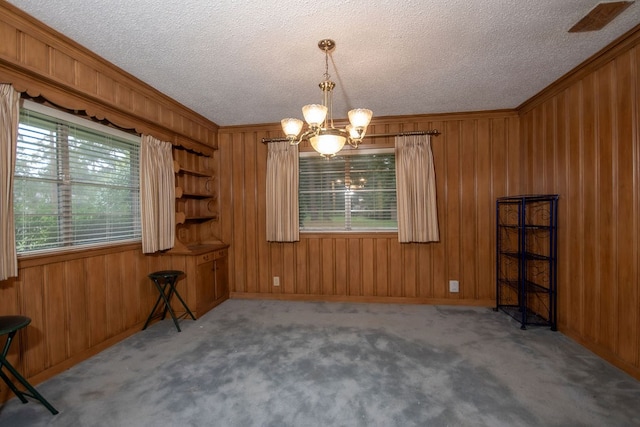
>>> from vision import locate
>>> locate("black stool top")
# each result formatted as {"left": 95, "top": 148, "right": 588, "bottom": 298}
{"left": 0, "top": 316, "right": 31, "bottom": 336}
{"left": 148, "top": 270, "right": 184, "bottom": 280}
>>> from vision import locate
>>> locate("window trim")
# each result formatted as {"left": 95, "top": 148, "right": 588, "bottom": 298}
{"left": 21, "top": 100, "right": 140, "bottom": 144}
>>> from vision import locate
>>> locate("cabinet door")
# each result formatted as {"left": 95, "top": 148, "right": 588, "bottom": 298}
{"left": 196, "top": 260, "right": 215, "bottom": 314}
{"left": 214, "top": 256, "right": 229, "bottom": 300}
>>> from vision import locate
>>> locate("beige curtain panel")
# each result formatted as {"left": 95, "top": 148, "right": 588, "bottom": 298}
{"left": 140, "top": 135, "right": 175, "bottom": 253}
{"left": 395, "top": 134, "right": 440, "bottom": 243}
{"left": 266, "top": 140, "right": 299, "bottom": 242}
{"left": 0, "top": 84, "right": 20, "bottom": 280}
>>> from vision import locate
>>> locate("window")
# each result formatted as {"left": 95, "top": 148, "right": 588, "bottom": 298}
{"left": 299, "top": 149, "right": 397, "bottom": 232}
{"left": 14, "top": 101, "right": 141, "bottom": 254}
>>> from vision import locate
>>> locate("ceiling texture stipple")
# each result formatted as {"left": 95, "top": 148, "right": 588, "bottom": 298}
{"left": 5, "top": 0, "right": 640, "bottom": 127}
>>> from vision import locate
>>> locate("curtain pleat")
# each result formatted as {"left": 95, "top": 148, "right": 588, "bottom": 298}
{"left": 0, "top": 84, "right": 19, "bottom": 280}
{"left": 395, "top": 135, "right": 439, "bottom": 243}
{"left": 140, "top": 135, "right": 175, "bottom": 253}
{"left": 266, "top": 141, "right": 299, "bottom": 242}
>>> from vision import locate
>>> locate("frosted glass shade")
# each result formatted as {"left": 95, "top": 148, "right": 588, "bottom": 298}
{"left": 348, "top": 108, "right": 373, "bottom": 128}
{"left": 309, "top": 133, "right": 347, "bottom": 157}
{"left": 302, "top": 104, "right": 328, "bottom": 127}
{"left": 281, "top": 118, "right": 303, "bottom": 138}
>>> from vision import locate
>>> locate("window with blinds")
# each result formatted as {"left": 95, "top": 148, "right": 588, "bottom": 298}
{"left": 299, "top": 149, "right": 397, "bottom": 232}
{"left": 14, "top": 101, "right": 141, "bottom": 254}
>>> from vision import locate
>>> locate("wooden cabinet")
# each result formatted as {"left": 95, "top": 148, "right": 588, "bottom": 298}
{"left": 169, "top": 246, "right": 229, "bottom": 318}
{"left": 168, "top": 141, "right": 229, "bottom": 318}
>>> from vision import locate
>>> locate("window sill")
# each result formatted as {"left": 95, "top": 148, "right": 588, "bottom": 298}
{"left": 17, "top": 242, "right": 142, "bottom": 269}
{"left": 300, "top": 231, "right": 398, "bottom": 239}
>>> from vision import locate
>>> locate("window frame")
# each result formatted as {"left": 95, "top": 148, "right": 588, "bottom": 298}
{"left": 14, "top": 100, "right": 142, "bottom": 255}
{"left": 298, "top": 147, "right": 398, "bottom": 234}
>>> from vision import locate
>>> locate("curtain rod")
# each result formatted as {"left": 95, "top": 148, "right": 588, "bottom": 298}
{"left": 261, "top": 129, "right": 440, "bottom": 144}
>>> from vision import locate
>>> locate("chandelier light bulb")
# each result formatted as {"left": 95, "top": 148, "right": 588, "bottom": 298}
{"left": 281, "top": 118, "right": 303, "bottom": 139}
{"left": 302, "top": 104, "right": 328, "bottom": 128}
{"left": 310, "top": 133, "right": 347, "bottom": 157}
{"left": 348, "top": 109, "right": 373, "bottom": 128}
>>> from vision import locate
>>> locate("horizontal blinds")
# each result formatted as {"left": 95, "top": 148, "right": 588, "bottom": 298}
{"left": 299, "top": 151, "right": 397, "bottom": 231}
{"left": 14, "top": 107, "right": 141, "bottom": 253}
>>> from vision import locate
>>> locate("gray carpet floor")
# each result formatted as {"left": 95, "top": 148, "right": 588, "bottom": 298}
{"left": 1, "top": 299, "right": 639, "bottom": 426}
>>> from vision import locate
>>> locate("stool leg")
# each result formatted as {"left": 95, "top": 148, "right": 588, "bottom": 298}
{"left": 142, "top": 288, "right": 165, "bottom": 330}
{"left": 0, "top": 363, "right": 29, "bottom": 403}
{"left": 0, "top": 356, "right": 58, "bottom": 414}
{"left": 0, "top": 332, "right": 57, "bottom": 415}
{"left": 160, "top": 282, "right": 174, "bottom": 321}
{"left": 155, "top": 280, "right": 182, "bottom": 332}
{"left": 0, "top": 331, "right": 27, "bottom": 403}
{"left": 169, "top": 283, "right": 196, "bottom": 321}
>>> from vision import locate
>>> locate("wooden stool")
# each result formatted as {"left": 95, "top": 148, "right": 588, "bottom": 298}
{"left": 0, "top": 315, "right": 58, "bottom": 415}
{"left": 142, "top": 270, "right": 196, "bottom": 332}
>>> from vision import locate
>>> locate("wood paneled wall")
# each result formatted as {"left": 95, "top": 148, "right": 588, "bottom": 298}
{"left": 0, "top": 245, "right": 194, "bottom": 402}
{"left": 218, "top": 111, "right": 521, "bottom": 305}
{"left": 518, "top": 25, "right": 640, "bottom": 379}
{"left": 0, "top": 1, "right": 220, "bottom": 400}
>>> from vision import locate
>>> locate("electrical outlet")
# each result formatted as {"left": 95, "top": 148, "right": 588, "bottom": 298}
{"left": 273, "top": 276, "right": 280, "bottom": 287}
{"left": 449, "top": 280, "right": 459, "bottom": 293}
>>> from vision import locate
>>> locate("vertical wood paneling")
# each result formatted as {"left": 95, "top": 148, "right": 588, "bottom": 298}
{"left": 348, "top": 239, "right": 362, "bottom": 296}
{"left": 519, "top": 39, "right": 640, "bottom": 379}
{"left": 20, "top": 266, "right": 46, "bottom": 377}
{"left": 388, "top": 240, "right": 403, "bottom": 297}
{"left": 616, "top": 48, "right": 637, "bottom": 364}
{"left": 231, "top": 134, "right": 248, "bottom": 293}
{"left": 66, "top": 259, "right": 89, "bottom": 355}
{"left": 362, "top": 238, "right": 375, "bottom": 296}
{"left": 295, "top": 240, "right": 308, "bottom": 294}
{"left": 402, "top": 244, "right": 417, "bottom": 298}
{"left": 245, "top": 131, "right": 261, "bottom": 293}
{"left": 309, "top": 239, "right": 322, "bottom": 294}
{"left": 375, "top": 239, "right": 389, "bottom": 297}
{"left": 283, "top": 243, "right": 296, "bottom": 294}
{"left": 85, "top": 257, "right": 108, "bottom": 346}
{"left": 597, "top": 62, "right": 616, "bottom": 351}
{"left": 223, "top": 112, "right": 519, "bottom": 304}
{"left": 476, "top": 119, "right": 492, "bottom": 300}
{"left": 582, "top": 73, "right": 600, "bottom": 342}
{"left": 322, "top": 239, "right": 335, "bottom": 295}
{"left": 445, "top": 121, "right": 462, "bottom": 297}
{"left": 566, "top": 83, "right": 585, "bottom": 335}
{"left": 335, "top": 239, "right": 347, "bottom": 295}
{"left": 43, "top": 263, "right": 66, "bottom": 366}
{"left": 460, "top": 120, "right": 478, "bottom": 299}
{"left": 0, "top": 247, "right": 168, "bottom": 394}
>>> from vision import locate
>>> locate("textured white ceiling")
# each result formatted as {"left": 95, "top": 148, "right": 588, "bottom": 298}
{"left": 5, "top": 0, "right": 640, "bottom": 126}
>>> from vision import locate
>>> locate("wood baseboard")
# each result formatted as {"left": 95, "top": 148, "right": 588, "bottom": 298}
{"left": 230, "top": 292, "right": 494, "bottom": 307}
{"left": 560, "top": 327, "right": 640, "bottom": 382}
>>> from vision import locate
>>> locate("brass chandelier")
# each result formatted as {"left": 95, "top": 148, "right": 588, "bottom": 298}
{"left": 281, "top": 39, "right": 373, "bottom": 157}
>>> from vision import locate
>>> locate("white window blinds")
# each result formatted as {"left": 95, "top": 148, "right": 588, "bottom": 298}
{"left": 14, "top": 102, "right": 141, "bottom": 254}
{"left": 299, "top": 150, "right": 397, "bottom": 232}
